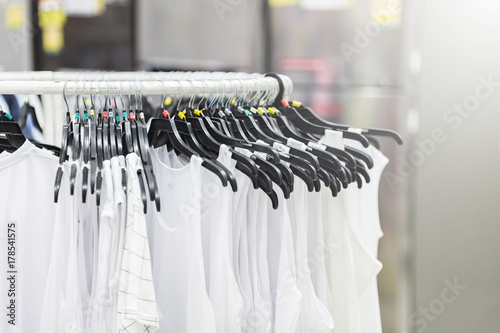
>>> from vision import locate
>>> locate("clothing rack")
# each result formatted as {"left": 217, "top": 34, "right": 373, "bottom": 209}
{"left": 0, "top": 71, "right": 292, "bottom": 96}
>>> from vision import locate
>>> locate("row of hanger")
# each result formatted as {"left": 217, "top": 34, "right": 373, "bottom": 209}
{"left": 148, "top": 73, "right": 402, "bottom": 210}
{"left": 0, "top": 73, "right": 402, "bottom": 212}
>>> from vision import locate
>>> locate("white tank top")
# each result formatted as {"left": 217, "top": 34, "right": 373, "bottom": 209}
{"left": 306, "top": 184, "right": 334, "bottom": 321}
{"left": 322, "top": 189, "right": 382, "bottom": 333}
{"left": 245, "top": 186, "right": 273, "bottom": 333}
{"left": 288, "top": 179, "right": 334, "bottom": 332}
{"left": 167, "top": 146, "right": 244, "bottom": 333}
{"left": 344, "top": 140, "right": 389, "bottom": 333}
{"left": 89, "top": 160, "right": 116, "bottom": 332}
{"left": 39, "top": 160, "right": 85, "bottom": 333}
{"left": 267, "top": 182, "right": 302, "bottom": 333}
{"left": 109, "top": 156, "right": 128, "bottom": 332}
{"left": 230, "top": 149, "right": 254, "bottom": 332}
{"left": 149, "top": 148, "right": 215, "bottom": 333}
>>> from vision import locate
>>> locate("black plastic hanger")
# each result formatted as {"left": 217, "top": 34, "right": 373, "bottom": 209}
{"left": 128, "top": 91, "right": 152, "bottom": 213}
{"left": 102, "top": 108, "right": 111, "bottom": 162}
{"left": 0, "top": 111, "right": 26, "bottom": 149}
{"left": 252, "top": 153, "right": 287, "bottom": 198}
{"left": 214, "top": 106, "right": 295, "bottom": 193}
{"left": 264, "top": 73, "right": 372, "bottom": 147}
{"left": 366, "top": 136, "right": 381, "bottom": 149}
{"left": 89, "top": 104, "right": 97, "bottom": 195}
{"left": 182, "top": 111, "right": 261, "bottom": 189}
{"left": 275, "top": 160, "right": 294, "bottom": 194}
{"left": 270, "top": 112, "right": 344, "bottom": 172}
{"left": 279, "top": 152, "right": 318, "bottom": 189}
{"left": 355, "top": 160, "right": 371, "bottom": 184}
{"left": 54, "top": 85, "right": 72, "bottom": 203}
{"left": 289, "top": 164, "right": 314, "bottom": 192}
{"left": 175, "top": 113, "right": 237, "bottom": 192}
{"left": 148, "top": 116, "right": 230, "bottom": 188}
{"left": 95, "top": 109, "right": 104, "bottom": 207}
{"left": 345, "top": 146, "right": 374, "bottom": 169}
{"left": 81, "top": 105, "right": 90, "bottom": 203}
{"left": 122, "top": 109, "right": 134, "bottom": 154}
{"left": 18, "top": 98, "right": 43, "bottom": 134}
{"left": 69, "top": 106, "right": 81, "bottom": 196}
{"left": 133, "top": 89, "right": 162, "bottom": 210}
{"left": 296, "top": 103, "right": 403, "bottom": 145}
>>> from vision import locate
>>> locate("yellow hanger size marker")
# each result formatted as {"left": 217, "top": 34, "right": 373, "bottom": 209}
{"left": 292, "top": 100, "right": 302, "bottom": 107}
{"left": 267, "top": 107, "right": 276, "bottom": 114}
{"left": 194, "top": 109, "right": 203, "bottom": 116}
{"left": 178, "top": 109, "right": 187, "bottom": 119}
{"left": 257, "top": 107, "right": 267, "bottom": 115}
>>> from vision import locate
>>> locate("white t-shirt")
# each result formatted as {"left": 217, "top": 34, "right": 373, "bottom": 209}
{"left": 0, "top": 141, "right": 59, "bottom": 333}
{"left": 149, "top": 148, "right": 215, "bottom": 333}
{"left": 116, "top": 153, "right": 159, "bottom": 332}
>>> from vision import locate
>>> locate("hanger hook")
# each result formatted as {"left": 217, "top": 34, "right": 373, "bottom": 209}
{"left": 226, "top": 78, "right": 236, "bottom": 109}
{"left": 176, "top": 79, "right": 185, "bottom": 111}
{"left": 63, "top": 80, "right": 70, "bottom": 114}
{"left": 197, "top": 80, "right": 209, "bottom": 110}
{"left": 156, "top": 75, "right": 169, "bottom": 119}
{"left": 75, "top": 78, "right": 84, "bottom": 113}
{"left": 208, "top": 80, "right": 217, "bottom": 108}
{"left": 214, "top": 79, "right": 223, "bottom": 108}
{"left": 188, "top": 80, "right": 196, "bottom": 109}
{"left": 219, "top": 79, "right": 226, "bottom": 108}
{"left": 156, "top": 77, "right": 167, "bottom": 110}
{"left": 117, "top": 81, "right": 125, "bottom": 110}
{"left": 246, "top": 78, "right": 256, "bottom": 106}
{"left": 236, "top": 78, "right": 247, "bottom": 106}
{"left": 252, "top": 78, "right": 262, "bottom": 106}
{"left": 138, "top": 77, "right": 143, "bottom": 110}
{"left": 111, "top": 81, "right": 117, "bottom": 110}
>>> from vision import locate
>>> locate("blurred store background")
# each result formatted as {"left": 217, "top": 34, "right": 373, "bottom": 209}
{"left": 1, "top": 0, "right": 500, "bottom": 332}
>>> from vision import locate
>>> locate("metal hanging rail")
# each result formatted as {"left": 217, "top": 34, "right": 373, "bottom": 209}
{"left": 0, "top": 71, "right": 292, "bottom": 96}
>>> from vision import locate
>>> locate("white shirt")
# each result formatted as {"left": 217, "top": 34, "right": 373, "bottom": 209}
{"left": 116, "top": 153, "right": 159, "bottom": 332}
{"left": 0, "top": 141, "right": 62, "bottom": 333}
